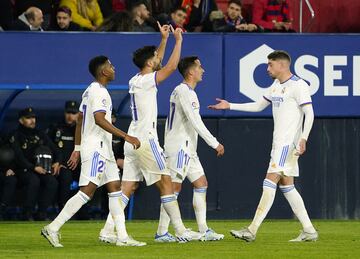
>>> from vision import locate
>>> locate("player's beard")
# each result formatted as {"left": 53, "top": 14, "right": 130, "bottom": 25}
{"left": 268, "top": 72, "right": 276, "bottom": 79}
{"left": 154, "top": 62, "right": 162, "bottom": 71}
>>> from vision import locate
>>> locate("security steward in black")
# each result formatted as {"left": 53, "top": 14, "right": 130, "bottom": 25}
{"left": 47, "top": 101, "right": 80, "bottom": 210}
{"left": 10, "top": 107, "right": 61, "bottom": 220}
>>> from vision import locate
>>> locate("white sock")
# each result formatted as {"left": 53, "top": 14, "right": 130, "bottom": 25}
{"left": 193, "top": 187, "right": 208, "bottom": 233}
{"left": 161, "top": 194, "right": 186, "bottom": 235}
{"left": 248, "top": 179, "right": 277, "bottom": 235}
{"left": 108, "top": 191, "right": 129, "bottom": 240}
{"left": 103, "top": 191, "right": 129, "bottom": 233}
{"left": 49, "top": 191, "right": 89, "bottom": 232}
{"left": 279, "top": 185, "right": 316, "bottom": 233}
{"left": 156, "top": 192, "right": 178, "bottom": 235}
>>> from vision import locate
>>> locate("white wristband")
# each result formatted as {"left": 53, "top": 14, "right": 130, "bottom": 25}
{"left": 74, "top": 145, "right": 81, "bottom": 151}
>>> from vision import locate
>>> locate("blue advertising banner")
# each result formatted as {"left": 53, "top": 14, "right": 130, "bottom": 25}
{"left": 1, "top": 33, "right": 359, "bottom": 117}
{"left": 224, "top": 34, "right": 360, "bottom": 117}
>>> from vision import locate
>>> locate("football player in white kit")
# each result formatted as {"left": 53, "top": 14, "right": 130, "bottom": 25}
{"left": 155, "top": 56, "right": 225, "bottom": 242}
{"left": 41, "top": 56, "right": 144, "bottom": 247}
{"left": 209, "top": 50, "right": 318, "bottom": 242}
{"left": 99, "top": 23, "right": 202, "bottom": 243}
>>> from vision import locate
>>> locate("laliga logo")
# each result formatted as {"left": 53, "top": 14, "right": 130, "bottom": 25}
{"left": 239, "top": 44, "right": 360, "bottom": 101}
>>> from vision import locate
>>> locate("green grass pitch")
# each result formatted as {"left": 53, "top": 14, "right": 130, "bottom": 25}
{"left": 0, "top": 220, "right": 359, "bottom": 258}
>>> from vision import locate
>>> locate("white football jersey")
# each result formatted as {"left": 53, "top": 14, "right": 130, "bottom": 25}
{"left": 79, "top": 82, "right": 113, "bottom": 161}
{"left": 164, "top": 83, "right": 219, "bottom": 156}
{"left": 127, "top": 72, "right": 158, "bottom": 141}
{"left": 263, "top": 75, "right": 312, "bottom": 148}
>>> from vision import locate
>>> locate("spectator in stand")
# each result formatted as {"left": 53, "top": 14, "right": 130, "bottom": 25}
{"left": 11, "top": 6, "right": 44, "bottom": 31}
{"left": 252, "top": 0, "right": 295, "bottom": 32}
{"left": 14, "top": 0, "right": 54, "bottom": 29}
{"left": 130, "top": 1, "right": 156, "bottom": 32}
{"left": 181, "top": 0, "right": 218, "bottom": 32}
{"left": 48, "top": 7, "right": 82, "bottom": 31}
{"left": 9, "top": 107, "right": 60, "bottom": 220}
{"left": 96, "top": 10, "right": 133, "bottom": 32}
{"left": 60, "top": 0, "right": 103, "bottom": 31}
{"left": 0, "top": 138, "right": 17, "bottom": 220}
{"left": 169, "top": 7, "right": 187, "bottom": 32}
{"left": 211, "top": 0, "right": 260, "bottom": 32}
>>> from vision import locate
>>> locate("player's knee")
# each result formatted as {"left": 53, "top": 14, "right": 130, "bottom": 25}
{"left": 193, "top": 176, "right": 208, "bottom": 188}
{"left": 79, "top": 187, "right": 95, "bottom": 200}
{"left": 121, "top": 181, "right": 137, "bottom": 197}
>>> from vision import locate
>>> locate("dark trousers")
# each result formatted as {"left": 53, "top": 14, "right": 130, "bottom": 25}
{"left": 57, "top": 167, "right": 73, "bottom": 209}
{"left": 0, "top": 173, "right": 17, "bottom": 206}
{"left": 17, "top": 172, "right": 58, "bottom": 214}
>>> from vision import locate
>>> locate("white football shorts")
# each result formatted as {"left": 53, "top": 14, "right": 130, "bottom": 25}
{"left": 167, "top": 149, "right": 205, "bottom": 183}
{"left": 267, "top": 143, "right": 300, "bottom": 177}
{"left": 79, "top": 151, "right": 120, "bottom": 187}
{"left": 122, "top": 138, "right": 170, "bottom": 186}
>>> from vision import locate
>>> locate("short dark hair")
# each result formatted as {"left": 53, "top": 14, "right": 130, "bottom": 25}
{"left": 178, "top": 56, "right": 199, "bottom": 78}
{"left": 171, "top": 7, "right": 187, "bottom": 14}
{"left": 57, "top": 6, "right": 72, "bottom": 17}
{"left": 267, "top": 50, "right": 291, "bottom": 63}
{"left": 132, "top": 46, "right": 157, "bottom": 69}
{"left": 229, "top": 0, "right": 242, "bottom": 7}
{"left": 88, "top": 55, "right": 109, "bottom": 77}
{"left": 130, "top": 0, "right": 146, "bottom": 11}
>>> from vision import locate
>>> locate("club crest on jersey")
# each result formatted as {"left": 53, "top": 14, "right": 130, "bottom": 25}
{"left": 271, "top": 96, "right": 284, "bottom": 108}
{"left": 191, "top": 102, "right": 199, "bottom": 109}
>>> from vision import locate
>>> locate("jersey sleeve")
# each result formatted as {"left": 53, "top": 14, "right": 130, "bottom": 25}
{"left": 79, "top": 99, "right": 84, "bottom": 113}
{"left": 294, "top": 81, "right": 312, "bottom": 106}
{"left": 91, "top": 88, "right": 109, "bottom": 114}
{"left": 263, "top": 84, "right": 273, "bottom": 103}
{"left": 178, "top": 88, "right": 219, "bottom": 149}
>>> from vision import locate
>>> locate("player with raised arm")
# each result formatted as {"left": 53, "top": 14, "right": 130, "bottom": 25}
{"left": 41, "top": 56, "right": 144, "bottom": 247}
{"left": 209, "top": 50, "right": 318, "bottom": 242}
{"left": 155, "top": 56, "right": 225, "bottom": 242}
{"left": 99, "top": 23, "right": 202, "bottom": 243}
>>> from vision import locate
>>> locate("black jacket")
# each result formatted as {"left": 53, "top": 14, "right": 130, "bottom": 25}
{"left": 9, "top": 125, "right": 61, "bottom": 173}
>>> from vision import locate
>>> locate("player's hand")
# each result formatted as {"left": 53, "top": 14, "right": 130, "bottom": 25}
{"left": 208, "top": 98, "right": 230, "bottom": 110}
{"left": 296, "top": 139, "right": 307, "bottom": 155}
{"left": 125, "top": 134, "right": 141, "bottom": 150}
{"left": 67, "top": 151, "right": 80, "bottom": 170}
{"left": 52, "top": 162, "right": 61, "bottom": 176}
{"left": 215, "top": 144, "right": 224, "bottom": 157}
{"left": 171, "top": 25, "right": 183, "bottom": 42}
{"left": 157, "top": 21, "right": 170, "bottom": 39}
{"left": 34, "top": 166, "right": 47, "bottom": 175}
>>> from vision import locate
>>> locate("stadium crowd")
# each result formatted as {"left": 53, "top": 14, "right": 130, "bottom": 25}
{"left": 0, "top": 0, "right": 295, "bottom": 32}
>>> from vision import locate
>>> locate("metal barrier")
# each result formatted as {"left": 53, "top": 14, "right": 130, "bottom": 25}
{"left": 299, "top": 0, "right": 315, "bottom": 32}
